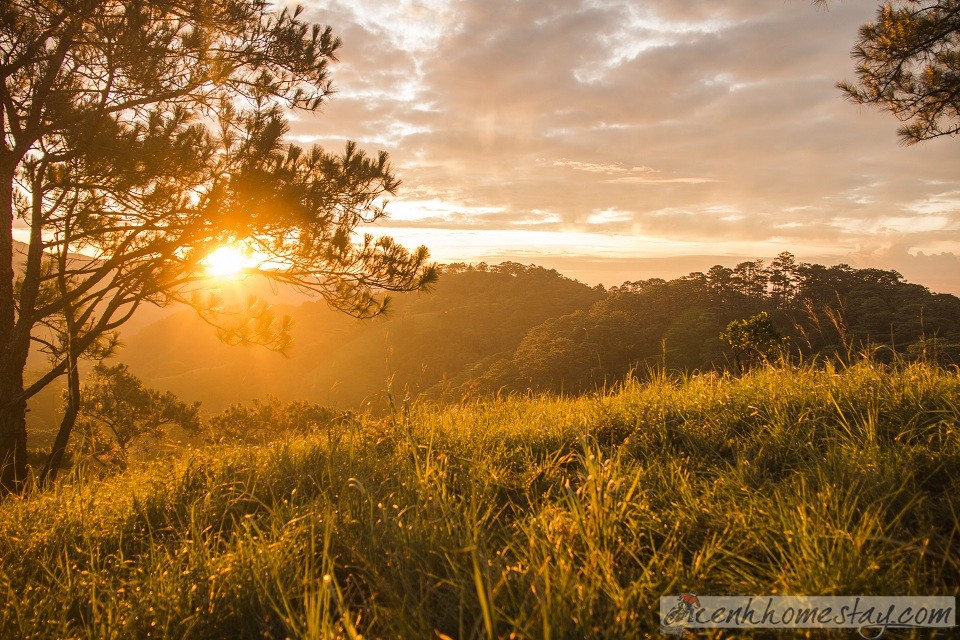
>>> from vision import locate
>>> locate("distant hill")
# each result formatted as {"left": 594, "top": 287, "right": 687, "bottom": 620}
{"left": 27, "top": 254, "right": 960, "bottom": 435}
{"left": 116, "top": 263, "right": 603, "bottom": 412}
{"left": 456, "top": 256, "right": 960, "bottom": 396}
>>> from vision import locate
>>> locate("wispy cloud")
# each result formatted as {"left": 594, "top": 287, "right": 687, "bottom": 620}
{"left": 295, "top": 0, "right": 960, "bottom": 292}
{"left": 586, "top": 208, "right": 634, "bottom": 225}
{"left": 549, "top": 158, "right": 716, "bottom": 184}
{"left": 606, "top": 176, "right": 718, "bottom": 185}
{"left": 550, "top": 158, "right": 655, "bottom": 175}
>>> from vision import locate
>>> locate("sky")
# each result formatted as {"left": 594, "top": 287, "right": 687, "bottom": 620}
{"left": 282, "top": 0, "right": 960, "bottom": 294}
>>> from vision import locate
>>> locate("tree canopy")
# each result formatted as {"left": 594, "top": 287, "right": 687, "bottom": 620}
{"left": 836, "top": 0, "right": 960, "bottom": 143}
{"left": 74, "top": 363, "right": 201, "bottom": 466}
{"left": 0, "top": 0, "right": 436, "bottom": 492}
{"left": 720, "top": 312, "right": 789, "bottom": 373}
{"left": 455, "top": 255, "right": 960, "bottom": 396}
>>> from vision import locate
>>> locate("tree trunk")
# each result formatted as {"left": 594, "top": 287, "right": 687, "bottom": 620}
{"left": 0, "top": 360, "right": 28, "bottom": 494}
{"left": 38, "top": 407, "right": 77, "bottom": 488}
{"left": 0, "top": 156, "right": 28, "bottom": 495}
{"left": 0, "top": 157, "right": 15, "bottom": 341}
{"left": 38, "top": 351, "right": 80, "bottom": 487}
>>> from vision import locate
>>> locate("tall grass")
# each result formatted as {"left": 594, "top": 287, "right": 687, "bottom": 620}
{"left": 1, "top": 361, "right": 958, "bottom": 638}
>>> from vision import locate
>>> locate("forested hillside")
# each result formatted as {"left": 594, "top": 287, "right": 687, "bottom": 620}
{"left": 29, "top": 254, "right": 954, "bottom": 431}
{"left": 457, "top": 253, "right": 960, "bottom": 396}
{"left": 115, "top": 263, "right": 602, "bottom": 412}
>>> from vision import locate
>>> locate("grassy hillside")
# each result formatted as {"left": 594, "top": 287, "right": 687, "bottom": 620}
{"left": 2, "top": 361, "right": 958, "bottom": 638}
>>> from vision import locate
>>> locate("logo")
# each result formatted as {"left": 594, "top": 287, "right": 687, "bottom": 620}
{"left": 659, "top": 595, "right": 956, "bottom": 638}
{"left": 661, "top": 592, "right": 702, "bottom": 635}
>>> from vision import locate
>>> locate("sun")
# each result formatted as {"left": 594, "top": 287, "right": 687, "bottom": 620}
{"left": 203, "top": 245, "right": 251, "bottom": 278}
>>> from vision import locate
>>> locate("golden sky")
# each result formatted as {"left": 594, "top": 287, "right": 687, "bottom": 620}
{"left": 286, "top": 0, "right": 960, "bottom": 293}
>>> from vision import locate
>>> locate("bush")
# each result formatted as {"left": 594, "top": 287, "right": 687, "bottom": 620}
{"left": 206, "top": 397, "right": 353, "bottom": 444}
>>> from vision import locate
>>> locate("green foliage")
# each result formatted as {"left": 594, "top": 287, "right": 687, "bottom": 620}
{"left": 720, "top": 312, "right": 790, "bottom": 372}
{"left": 905, "top": 335, "right": 960, "bottom": 364}
{"left": 462, "top": 254, "right": 960, "bottom": 396}
{"left": 207, "top": 397, "right": 351, "bottom": 444}
{"left": 0, "top": 361, "right": 958, "bottom": 637}
{"left": 837, "top": 0, "right": 960, "bottom": 143}
{"left": 76, "top": 364, "right": 201, "bottom": 464}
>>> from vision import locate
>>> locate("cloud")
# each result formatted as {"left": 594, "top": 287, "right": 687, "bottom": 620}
{"left": 293, "top": 0, "right": 960, "bottom": 292}
{"left": 586, "top": 208, "right": 634, "bottom": 225}
{"left": 550, "top": 159, "right": 655, "bottom": 175}
{"left": 547, "top": 158, "right": 716, "bottom": 184}
{"left": 606, "top": 176, "right": 718, "bottom": 185}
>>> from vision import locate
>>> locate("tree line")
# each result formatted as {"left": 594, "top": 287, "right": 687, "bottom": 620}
{"left": 449, "top": 253, "right": 960, "bottom": 396}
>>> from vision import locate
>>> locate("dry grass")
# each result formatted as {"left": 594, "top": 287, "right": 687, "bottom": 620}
{"left": 1, "top": 360, "right": 958, "bottom": 638}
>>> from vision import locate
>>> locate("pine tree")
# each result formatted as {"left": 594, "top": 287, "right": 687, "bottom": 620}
{"left": 0, "top": 0, "right": 436, "bottom": 493}
{"left": 837, "top": 0, "right": 960, "bottom": 143}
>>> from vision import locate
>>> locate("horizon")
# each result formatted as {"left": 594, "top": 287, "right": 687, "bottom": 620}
{"left": 10, "top": 233, "right": 960, "bottom": 298}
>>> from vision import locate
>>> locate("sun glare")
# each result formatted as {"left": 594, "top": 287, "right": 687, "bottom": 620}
{"left": 204, "top": 245, "right": 251, "bottom": 278}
